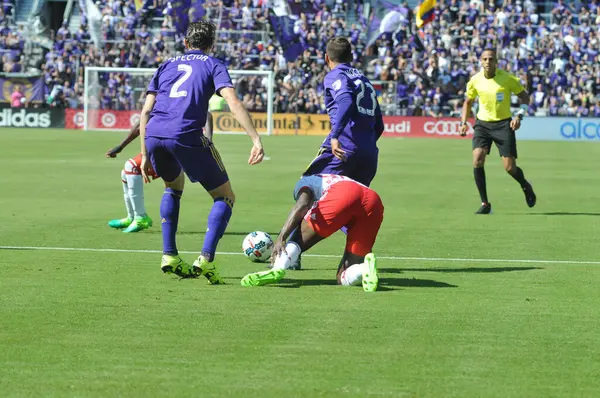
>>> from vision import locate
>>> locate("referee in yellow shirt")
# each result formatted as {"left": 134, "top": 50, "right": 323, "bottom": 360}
{"left": 459, "top": 49, "right": 536, "bottom": 214}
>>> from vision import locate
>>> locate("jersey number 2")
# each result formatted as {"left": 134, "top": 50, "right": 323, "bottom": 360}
{"left": 354, "top": 79, "right": 376, "bottom": 116}
{"left": 169, "top": 64, "right": 192, "bottom": 98}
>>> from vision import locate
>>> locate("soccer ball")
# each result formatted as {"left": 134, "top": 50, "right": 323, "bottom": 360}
{"left": 242, "top": 231, "right": 274, "bottom": 263}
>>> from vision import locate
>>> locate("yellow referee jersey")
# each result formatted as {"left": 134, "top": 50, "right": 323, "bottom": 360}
{"left": 466, "top": 69, "right": 525, "bottom": 122}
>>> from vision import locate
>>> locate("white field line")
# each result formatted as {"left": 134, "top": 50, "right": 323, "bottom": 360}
{"left": 0, "top": 245, "right": 598, "bottom": 265}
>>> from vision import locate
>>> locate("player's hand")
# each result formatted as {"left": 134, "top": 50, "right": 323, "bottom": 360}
{"left": 459, "top": 123, "right": 469, "bottom": 137}
{"left": 140, "top": 155, "right": 153, "bottom": 183}
{"left": 248, "top": 140, "right": 264, "bottom": 165}
{"left": 331, "top": 138, "right": 346, "bottom": 161}
{"left": 271, "top": 238, "right": 287, "bottom": 265}
{"left": 510, "top": 117, "right": 521, "bottom": 131}
{"left": 106, "top": 146, "right": 122, "bottom": 158}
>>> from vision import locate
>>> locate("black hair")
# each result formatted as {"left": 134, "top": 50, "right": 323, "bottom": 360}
{"left": 185, "top": 21, "right": 216, "bottom": 51}
{"left": 326, "top": 37, "right": 353, "bottom": 63}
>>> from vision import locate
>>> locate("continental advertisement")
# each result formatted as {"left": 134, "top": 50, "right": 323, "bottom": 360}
{"left": 212, "top": 112, "right": 332, "bottom": 136}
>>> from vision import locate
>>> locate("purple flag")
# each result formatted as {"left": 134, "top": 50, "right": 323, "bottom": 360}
{"left": 0, "top": 76, "right": 49, "bottom": 102}
{"left": 269, "top": 13, "right": 304, "bottom": 62}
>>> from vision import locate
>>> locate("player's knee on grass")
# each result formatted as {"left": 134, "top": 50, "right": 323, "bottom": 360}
{"left": 336, "top": 252, "right": 366, "bottom": 284}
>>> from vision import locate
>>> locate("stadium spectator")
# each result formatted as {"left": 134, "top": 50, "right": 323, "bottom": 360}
{"left": 10, "top": 84, "right": 25, "bottom": 108}
{"left": 1, "top": 0, "right": 597, "bottom": 118}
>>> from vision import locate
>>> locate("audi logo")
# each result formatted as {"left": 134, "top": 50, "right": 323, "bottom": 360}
{"left": 424, "top": 121, "right": 472, "bottom": 135}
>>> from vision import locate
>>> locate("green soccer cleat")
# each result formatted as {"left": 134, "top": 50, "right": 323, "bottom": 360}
{"left": 362, "top": 253, "right": 379, "bottom": 292}
{"left": 108, "top": 217, "right": 132, "bottom": 229}
{"left": 192, "top": 256, "right": 225, "bottom": 285}
{"left": 122, "top": 215, "right": 153, "bottom": 233}
{"left": 161, "top": 254, "right": 195, "bottom": 278}
{"left": 241, "top": 269, "right": 286, "bottom": 287}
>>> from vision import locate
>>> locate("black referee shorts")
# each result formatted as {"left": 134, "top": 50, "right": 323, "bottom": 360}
{"left": 472, "top": 118, "right": 517, "bottom": 159}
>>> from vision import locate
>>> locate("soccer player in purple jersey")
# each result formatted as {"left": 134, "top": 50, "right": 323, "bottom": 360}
{"left": 289, "top": 37, "right": 384, "bottom": 271}
{"left": 304, "top": 37, "right": 385, "bottom": 187}
{"left": 139, "top": 22, "right": 264, "bottom": 283}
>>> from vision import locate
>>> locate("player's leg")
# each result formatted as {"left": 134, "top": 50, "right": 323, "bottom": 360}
{"left": 241, "top": 220, "right": 324, "bottom": 287}
{"left": 294, "top": 148, "right": 377, "bottom": 269}
{"left": 242, "top": 181, "right": 359, "bottom": 287}
{"left": 345, "top": 149, "right": 379, "bottom": 187}
{"left": 191, "top": 180, "right": 233, "bottom": 285}
{"left": 495, "top": 124, "right": 537, "bottom": 208}
{"left": 146, "top": 137, "right": 194, "bottom": 278}
{"left": 472, "top": 121, "right": 493, "bottom": 214}
{"left": 339, "top": 189, "right": 384, "bottom": 292}
{"left": 122, "top": 155, "right": 153, "bottom": 233}
{"left": 174, "top": 139, "right": 230, "bottom": 284}
{"left": 108, "top": 169, "right": 134, "bottom": 229}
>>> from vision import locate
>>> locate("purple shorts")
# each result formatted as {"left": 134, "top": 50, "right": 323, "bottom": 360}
{"left": 303, "top": 147, "right": 378, "bottom": 187}
{"left": 145, "top": 135, "right": 229, "bottom": 192}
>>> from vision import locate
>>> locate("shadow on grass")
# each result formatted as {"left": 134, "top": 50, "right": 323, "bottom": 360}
{"left": 269, "top": 277, "right": 457, "bottom": 290}
{"left": 382, "top": 266, "right": 542, "bottom": 274}
{"left": 146, "top": 230, "right": 280, "bottom": 236}
{"left": 525, "top": 212, "right": 600, "bottom": 216}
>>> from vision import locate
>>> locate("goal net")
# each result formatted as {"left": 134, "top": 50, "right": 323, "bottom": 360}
{"left": 83, "top": 67, "right": 275, "bottom": 135}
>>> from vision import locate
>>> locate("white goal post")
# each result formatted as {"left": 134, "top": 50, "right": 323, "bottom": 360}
{"left": 83, "top": 66, "right": 275, "bottom": 135}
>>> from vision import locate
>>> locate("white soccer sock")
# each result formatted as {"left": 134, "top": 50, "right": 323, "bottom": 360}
{"left": 340, "top": 263, "right": 364, "bottom": 286}
{"left": 125, "top": 173, "right": 147, "bottom": 218}
{"left": 272, "top": 242, "right": 301, "bottom": 270}
{"left": 121, "top": 170, "right": 134, "bottom": 220}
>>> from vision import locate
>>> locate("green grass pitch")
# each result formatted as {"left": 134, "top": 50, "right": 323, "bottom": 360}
{"left": 1, "top": 129, "right": 600, "bottom": 397}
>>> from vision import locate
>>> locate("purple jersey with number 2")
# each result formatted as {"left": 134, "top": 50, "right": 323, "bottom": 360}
{"left": 144, "top": 50, "right": 233, "bottom": 190}
{"left": 146, "top": 50, "right": 233, "bottom": 139}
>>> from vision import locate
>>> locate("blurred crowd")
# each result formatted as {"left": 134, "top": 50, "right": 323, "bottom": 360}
{"left": 371, "top": 0, "right": 600, "bottom": 117}
{"left": 2, "top": 0, "right": 599, "bottom": 118}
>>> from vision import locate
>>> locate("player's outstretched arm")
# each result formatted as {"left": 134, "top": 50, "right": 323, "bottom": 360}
{"left": 105, "top": 122, "right": 141, "bottom": 158}
{"left": 272, "top": 190, "right": 314, "bottom": 261}
{"left": 139, "top": 93, "right": 156, "bottom": 183}
{"left": 459, "top": 98, "right": 475, "bottom": 136}
{"left": 219, "top": 87, "right": 264, "bottom": 165}
{"left": 205, "top": 111, "right": 214, "bottom": 142}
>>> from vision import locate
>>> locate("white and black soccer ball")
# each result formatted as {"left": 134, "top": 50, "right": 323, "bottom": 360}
{"left": 242, "top": 231, "right": 274, "bottom": 263}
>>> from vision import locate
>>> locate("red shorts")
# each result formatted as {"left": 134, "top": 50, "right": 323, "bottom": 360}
{"left": 126, "top": 153, "right": 158, "bottom": 179}
{"left": 304, "top": 181, "right": 384, "bottom": 256}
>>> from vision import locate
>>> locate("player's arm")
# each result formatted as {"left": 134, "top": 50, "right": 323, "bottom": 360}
{"left": 272, "top": 189, "right": 314, "bottom": 259}
{"left": 205, "top": 111, "right": 214, "bottom": 142}
{"left": 510, "top": 75, "right": 530, "bottom": 130}
{"left": 139, "top": 93, "right": 156, "bottom": 183}
{"left": 374, "top": 101, "right": 384, "bottom": 140}
{"left": 219, "top": 87, "right": 264, "bottom": 165}
{"left": 327, "top": 76, "right": 356, "bottom": 159}
{"left": 105, "top": 122, "right": 140, "bottom": 158}
{"left": 460, "top": 79, "right": 477, "bottom": 136}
